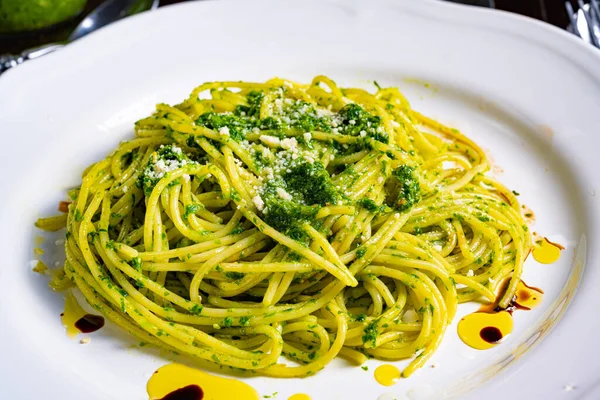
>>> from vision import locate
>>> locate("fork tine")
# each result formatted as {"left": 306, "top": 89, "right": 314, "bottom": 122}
{"left": 577, "top": 0, "right": 600, "bottom": 47}
{"left": 591, "top": 0, "right": 600, "bottom": 27}
{"left": 566, "top": 1, "right": 580, "bottom": 37}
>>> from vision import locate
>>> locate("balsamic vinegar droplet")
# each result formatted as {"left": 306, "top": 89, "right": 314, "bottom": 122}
{"left": 159, "top": 385, "right": 204, "bottom": 400}
{"left": 74, "top": 314, "right": 105, "bottom": 333}
{"left": 480, "top": 326, "right": 503, "bottom": 344}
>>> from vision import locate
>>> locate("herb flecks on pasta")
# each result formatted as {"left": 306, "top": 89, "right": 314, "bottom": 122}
{"left": 37, "top": 76, "right": 531, "bottom": 378}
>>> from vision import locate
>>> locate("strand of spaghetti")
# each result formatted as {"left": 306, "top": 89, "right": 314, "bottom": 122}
{"left": 263, "top": 301, "right": 348, "bottom": 377}
{"left": 239, "top": 207, "right": 358, "bottom": 287}
{"left": 188, "top": 231, "right": 269, "bottom": 302}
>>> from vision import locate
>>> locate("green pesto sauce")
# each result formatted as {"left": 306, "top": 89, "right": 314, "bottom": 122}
{"left": 196, "top": 94, "right": 331, "bottom": 141}
{"left": 261, "top": 160, "right": 337, "bottom": 244}
{"left": 0, "top": 0, "right": 86, "bottom": 33}
{"left": 362, "top": 320, "right": 379, "bottom": 347}
{"left": 337, "top": 103, "right": 388, "bottom": 143}
{"left": 183, "top": 203, "right": 202, "bottom": 219}
{"left": 193, "top": 88, "right": 386, "bottom": 147}
{"left": 283, "top": 161, "right": 338, "bottom": 206}
{"left": 386, "top": 165, "right": 421, "bottom": 212}
{"left": 356, "top": 198, "right": 385, "bottom": 214}
{"left": 235, "top": 90, "right": 264, "bottom": 118}
{"left": 261, "top": 188, "right": 318, "bottom": 244}
{"left": 225, "top": 271, "right": 245, "bottom": 280}
{"left": 284, "top": 100, "right": 331, "bottom": 133}
{"left": 196, "top": 112, "right": 251, "bottom": 142}
{"left": 354, "top": 313, "right": 367, "bottom": 323}
{"left": 137, "top": 144, "right": 193, "bottom": 196}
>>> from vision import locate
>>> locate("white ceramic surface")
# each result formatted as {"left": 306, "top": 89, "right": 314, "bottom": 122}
{"left": 1, "top": 0, "right": 599, "bottom": 399}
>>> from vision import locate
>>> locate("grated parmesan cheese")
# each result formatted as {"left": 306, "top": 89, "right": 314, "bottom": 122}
{"left": 259, "top": 135, "right": 281, "bottom": 147}
{"left": 276, "top": 187, "right": 293, "bottom": 201}
{"left": 252, "top": 195, "right": 265, "bottom": 211}
{"left": 280, "top": 137, "right": 298, "bottom": 150}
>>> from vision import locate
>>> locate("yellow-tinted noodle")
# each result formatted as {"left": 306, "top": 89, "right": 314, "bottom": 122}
{"left": 38, "top": 77, "right": 531, "bottom": 378}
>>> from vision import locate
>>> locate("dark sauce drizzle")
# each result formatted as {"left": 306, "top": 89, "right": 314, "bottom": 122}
{"left": 159, "top": 385, "right": 204, "bottom": 400}
{"left": 479, "top": 279, "right": 544, "bottom": 315}
{"left": 480, "top": 326, "right": 503, "bottom": 344}
{"left": 74, "top": 314, "right": 105, "bottom": 333}
{"left": 475, "top": 279, "right": 544, "bottom": 344}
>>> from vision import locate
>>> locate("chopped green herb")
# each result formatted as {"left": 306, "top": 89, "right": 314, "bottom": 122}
{"left": 225, "top": 271, "right": 245, "bottom": 280}
{"left": 386, "top": 165, "right": 421, "bottom": 212}
{"left": 356, "top": 247, "right": 366, "bottom": 259}
{"left": 183, "top": 203, "right": 202, "bottom": 219}
{"left": 354, "top": 313, "right": 367, "bottom": 323}
{"left": 189, "top": 304, "right": 203, "bottom": 315}
{"left": 357, "top": 198, "right": 383, "bottom": 213}
{"left": 362, "top": 320, "right": 379, "bottom": 348}
{"left": 130, "top": 257, "right": 142, "bottom": 271}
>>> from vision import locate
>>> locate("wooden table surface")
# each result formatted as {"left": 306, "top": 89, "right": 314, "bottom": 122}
{"left": 0, "top": 0, "right": 580, "bottom": 54}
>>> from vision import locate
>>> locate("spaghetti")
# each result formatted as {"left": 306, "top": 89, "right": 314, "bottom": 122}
{"left": 36, "top": 76, "right": 531, "bottom": 378}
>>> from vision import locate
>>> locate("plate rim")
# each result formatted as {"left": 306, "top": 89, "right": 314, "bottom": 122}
{"left": 1, "top": 1, "right": 599, "bottom": 399}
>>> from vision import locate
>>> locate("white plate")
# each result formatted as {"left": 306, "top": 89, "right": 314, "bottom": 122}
{"left": 1, "top": 0, "right": 599, "bottom": 399}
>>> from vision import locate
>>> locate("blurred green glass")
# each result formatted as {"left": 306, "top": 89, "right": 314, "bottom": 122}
{"left": 0, "top": 0, "right": 87, "bottom": 34}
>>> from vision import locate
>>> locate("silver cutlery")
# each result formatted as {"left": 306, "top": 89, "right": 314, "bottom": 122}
{"left": 566, "top": 0, "right": 600, "bottom": 48}
{"left": 0, "top": 0, "right": 159, "bottom": 75}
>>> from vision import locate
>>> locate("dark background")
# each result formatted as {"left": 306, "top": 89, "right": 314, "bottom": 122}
{"left": 0, "top": 0, "right": 581, "bottom": 54}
